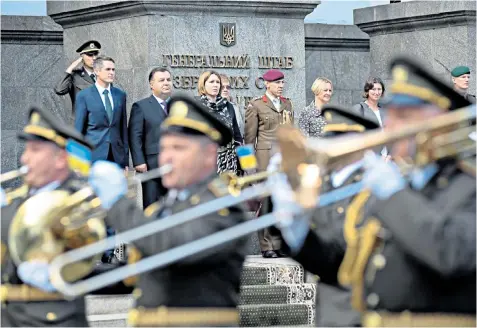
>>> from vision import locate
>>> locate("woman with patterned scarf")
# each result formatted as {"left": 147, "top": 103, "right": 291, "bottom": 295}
{"left": 197, "top": 70, "right": 244, "bottom": 175}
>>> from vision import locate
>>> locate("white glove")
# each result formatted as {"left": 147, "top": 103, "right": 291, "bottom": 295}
{"left": 88, "top": 161, "right": 127, "bottom": 209}
{"left": 267, "top": 155, "right": 309, "bottom": 254}
{"left": 1, "top": 187, "right": 7, "bottom": 207}
{"left": 362, "top": 151, "right": 405, "bottom": 200}
{"left": 18, "top": 261, "right": 56, "bottom": 292}
{"left": 267, "top": 152, "right": 282, "bottom": 174}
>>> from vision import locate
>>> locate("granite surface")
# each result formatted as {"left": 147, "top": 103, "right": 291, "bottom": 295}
{"left": 356, "top": 1, "right": 476, "bottom": 95}
{"left": 1, "top": 25, "right": 66, "bottom": 184}
{"left": 305, "top": 24, "right": 370, "bottom": 108}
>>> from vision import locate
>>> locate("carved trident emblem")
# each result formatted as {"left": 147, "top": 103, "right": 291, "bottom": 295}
{"left": 220, "top": 23, "right": 236, "bottom": 47}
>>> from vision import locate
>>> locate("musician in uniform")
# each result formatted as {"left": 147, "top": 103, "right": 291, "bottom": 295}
{"left": 266, "top": 105, "right": 380, "bottom": 327}
{"left": 270, "top": 56, "right": 476, "bottom": 327}
{"left": 0, "top": 107, "right": 94, "bottom": 326}
{"left": 54, "top": 40, "right": 101, "bottom": 112}
{"left": 244, "top": 69, "right": 294, "bottom": 258}
{"left": 87, "top": 93, "right": 249, "bottom": 327}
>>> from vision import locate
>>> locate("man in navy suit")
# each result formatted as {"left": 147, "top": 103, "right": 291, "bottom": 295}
{"left": 128, "top": 67, "right": 171, "bottom": 208}
{"left": 75, "top": 55, "right": 129, "bottom": 169}
{"left": 75, "top": 55, "right": 128, "bottom": 264}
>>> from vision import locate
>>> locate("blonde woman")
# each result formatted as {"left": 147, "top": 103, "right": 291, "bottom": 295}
{"left": 197, "top": 70, "right": 243, "bottom": 174}
{"left": 299, "top": 77, "right": 332, "bottom": 137}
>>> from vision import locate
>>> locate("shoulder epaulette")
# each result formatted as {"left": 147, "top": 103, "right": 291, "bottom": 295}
{"left": 208, "top": 177, "right": 230, "bottom": 197}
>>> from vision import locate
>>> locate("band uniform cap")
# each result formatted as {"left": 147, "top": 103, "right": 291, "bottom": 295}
{"left": 322, "top": 105, "right": 379, "bottom": 137}
{"left": 76, "top": 40, "right": 101, "bottom": 54}
{"left": 451, "top": 66, "right": 471, "bottom": 77}
{"left": 160, "top": 93, "right": 233, "bottom": 146}
{"left": 384, "top": 56, "right": 471, "bottom": 111}
{"left": 263, "top": 69, "right": 284, "bottom": 82}
{"left": 18, "top": 107, "right": 94, "bottom": 150}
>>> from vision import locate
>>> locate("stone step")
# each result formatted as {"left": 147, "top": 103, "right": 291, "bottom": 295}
{"left": 239, "top": 284, "right": 316, "bottom": 305}
{"left": 239, "top": 304, "right": 315, "bottom": 326}
{"left": 86, "top": 295, "right": 315, "bottom": 327}
{"left": 241, "top": 256, "right": 305, "bottom": 286}
{"left": 86, "top": 294, "right": 133, "bottom": 315}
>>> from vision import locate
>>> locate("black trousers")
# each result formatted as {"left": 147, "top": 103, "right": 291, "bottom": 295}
{"left": 142, "top": 154, "right": 167, "bottom": 209}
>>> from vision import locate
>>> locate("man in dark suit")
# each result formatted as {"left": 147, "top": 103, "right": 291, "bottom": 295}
{"left": 129, "top": 67, "right": 172, "bottom": 208}
{"left": 74, "top": 55, "right": 129, "bottom": 169}
{"left": 55, "top": 40, "right": 101, "bottom": 113}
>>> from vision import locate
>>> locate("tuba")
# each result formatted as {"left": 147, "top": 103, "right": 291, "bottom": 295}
{"left": 7, "top": 164, "right": 172, "bottom": 283}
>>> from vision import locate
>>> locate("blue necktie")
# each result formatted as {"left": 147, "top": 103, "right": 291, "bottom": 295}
{"left": 103, "top": 89, "right": 113, "bottom": 122}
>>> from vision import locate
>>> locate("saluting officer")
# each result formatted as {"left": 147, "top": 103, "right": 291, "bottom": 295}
{"left": 271, "top": 56, "right": 475, "bottom": 327}
{"left": 267, "top": 105, "right": 380, "bottom": 327}
{"left": 1, "top": 107, "right": 93, "bottom": 326}
{"left": 55, "top": 40, "right": 101, "bottom": 112}
{"left": 244, "top": 69, "right": 294, "bottom": 258}
{"left": 88, "top": 93, "right": 248, "bottom": 327}
{"left": 451, "top": 65, "right": 476, "bottom": 103}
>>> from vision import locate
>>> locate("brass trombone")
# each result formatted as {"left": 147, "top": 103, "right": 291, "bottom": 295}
{"left": 49, "top": 105, "right": 476, "bottom": 298}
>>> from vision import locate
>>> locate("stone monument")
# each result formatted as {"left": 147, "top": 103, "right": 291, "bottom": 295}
{"left": 47, "top": 0, "right": 320, "bottom": 114}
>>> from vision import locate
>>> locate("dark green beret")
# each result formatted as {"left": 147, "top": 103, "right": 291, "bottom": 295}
{"left": 451, "top": 66, "right": 471, "bottom": 77}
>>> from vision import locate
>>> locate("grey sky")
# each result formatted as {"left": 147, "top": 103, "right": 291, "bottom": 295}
{"left": 0, "top": 0, "right": 394, "bottom": 24}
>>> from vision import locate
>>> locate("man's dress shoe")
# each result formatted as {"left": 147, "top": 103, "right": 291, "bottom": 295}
{"left": 262, "top": 250, "right": 278, "bottom": 258}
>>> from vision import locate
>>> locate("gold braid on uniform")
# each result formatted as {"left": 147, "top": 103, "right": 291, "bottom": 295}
{"left": 338, "top": 190, "right": 371, "bottom": 286}
{"left": 350, "top": 218, "right": 382, "bottom": 312}
{"left": 0, "top": 242, "right": 7, "bottom": 265}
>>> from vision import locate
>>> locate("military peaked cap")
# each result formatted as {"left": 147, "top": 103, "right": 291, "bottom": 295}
{"left": 160, "top": 93, "right": 232, "bottom": 146}
{"left": 451, "top": 66, "right": 471, "bottom": 77}
{"left": 322, "top": 105, "right": 380, "bottom": 137}
{"left": 263, "top": 69, "right": 284, "bottom": 82}
{"left": 384, "top": 56, "right": 471, "bottom": 111}
{"left": 18, "top": 107, "right": 93, "bottom": 150}
{"left": 76, "top": 40, "right": 101, "bottom": 54}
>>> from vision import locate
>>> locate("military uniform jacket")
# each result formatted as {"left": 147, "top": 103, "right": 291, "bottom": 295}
{"left": 287, "top": 166, "right": 363, "bottom": 327}
{"left": 106, "top": 174, "right": 248, "bottom": 308}
{"left": 0, "top": 174, "right": 89, "bottom": 327}
{"left": 54, "top": 67, "right": 95, "bottom": 112}
{"left": 345, "top": 160, "right": 476, "bottom": 315}
{"left": 244, "top": 95, "right": 294, "bottom": 171}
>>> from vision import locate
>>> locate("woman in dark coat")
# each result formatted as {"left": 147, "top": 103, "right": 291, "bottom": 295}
{"left": 197, "top": 70, "right": 243, "bottom": 175}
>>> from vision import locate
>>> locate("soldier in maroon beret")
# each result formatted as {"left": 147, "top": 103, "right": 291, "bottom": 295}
{"left": 244, "top": 69, "right": 294, "bottom": 258}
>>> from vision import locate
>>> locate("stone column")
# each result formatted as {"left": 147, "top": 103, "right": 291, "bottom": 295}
{"left": 48, "top": 0, "right": 320, "bottom": 115}
{"left": 354, "top": 0, "right": 476, "bottom": 92}
{"left": 305, "top": 23, "right": 370, "bottom": 107}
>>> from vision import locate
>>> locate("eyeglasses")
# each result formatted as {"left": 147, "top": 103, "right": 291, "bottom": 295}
{"left": 84, "top": 52, "right": 99, "bottom": 57}
{"left": 223, "top": 86, "right": 231, "bottom": 90}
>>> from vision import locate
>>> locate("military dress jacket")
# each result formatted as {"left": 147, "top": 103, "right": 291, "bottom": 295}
{"left": 54, "top": 67, "right": 95, "bottom": 112}
{"left": 0, "top": 174, "right": 89, "bottom": 327}
{"left": 287, "top": 165, "right": 364, "bottom": 327}
{"left": 106, "top": 174, "right": 249, "bottom": 309}
{"left": 244, "top": 95, "right": 294, "bottom": 171}
{"left": 343, "top": 160, "right": 476, "bottom": 319}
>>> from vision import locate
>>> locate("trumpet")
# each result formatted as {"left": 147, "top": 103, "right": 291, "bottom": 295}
{"left": 220, "top": 171, "right": 274, "bottom": 196}
{"left": 48, "top": 105, "right": 476, "bottom": 298}
{"left": 8, "top": 164, "right": 173, "bottom": 284}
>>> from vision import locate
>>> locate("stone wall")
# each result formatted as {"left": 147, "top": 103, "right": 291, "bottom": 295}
{"left": 354, "top": 0, "right": 477, "bottom": 93}
{"left": 1, "top": 16, "right": 65, "bottom": 186}
{"left": 304, "top": 23, "right": 370, "bottom": 108}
